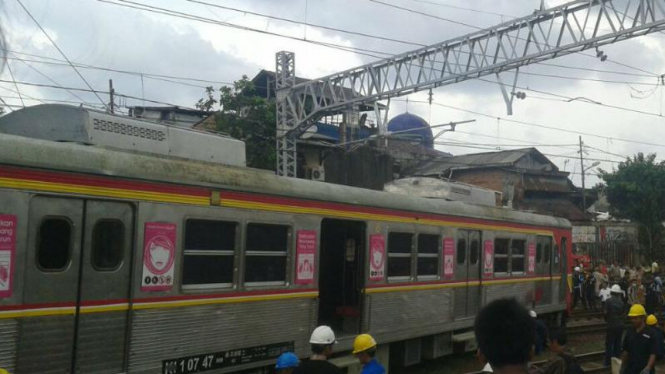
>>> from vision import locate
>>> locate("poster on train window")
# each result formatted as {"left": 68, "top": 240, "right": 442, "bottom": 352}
{"left": 295, "top": 230, "right": 316, "bottom": 285}
{"left": 483, "top": 240, "right": 494, "bottom": 277}
{"left": 141, "top": 222, "right": 177, "bottom": 292}
{"left": 443, "top": 237, "right": 454, "bottom": 279}
{"left": 369, "top": 234, "right": 385, "bottom": 281}
{"left": 527, "top": 243, "right": 536, "bottom": 274}
{"left": 0, "top": 215, "right": 16, "bottom": 298}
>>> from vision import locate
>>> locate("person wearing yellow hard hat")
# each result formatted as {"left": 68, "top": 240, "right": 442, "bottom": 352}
{"left": 352, "top": 334, "right": 385, "bottom": 374}
{"left": 0, "top": 368, "right": 8, "bottom": 374}
{"left": 620, "top": 304, "right": 658, "bottom": 374}
{"left": 646, "top": 314, "right": 665, "bottom": 360}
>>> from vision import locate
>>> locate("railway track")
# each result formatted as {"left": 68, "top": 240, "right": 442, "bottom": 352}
{"left": 567, "top": 322, "right": 608, "bottom": 335}
{"left": 463, "top": 351, "right": 609, "bottom": 374}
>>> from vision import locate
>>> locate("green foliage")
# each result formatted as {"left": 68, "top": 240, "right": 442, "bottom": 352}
{"left": 195, "top": 76, "right": 276, "bottom": 171}
{"left": 600, "top": 153, "right": 665, "bottom": 257}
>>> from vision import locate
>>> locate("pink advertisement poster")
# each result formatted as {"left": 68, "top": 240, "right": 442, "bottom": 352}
{"left": 141, "top": 222, "right": 177, "bottom": 292}
{"left": 369, "top": 234, "right": 385, "bottom": 281}
{"left": 443, "top": 237, "right": 454, "bottom": 279}
{"left": 483, "top": 240, "right": 494, "bottom": 277}
{"left": 0, "top": 215, "right": 16, "bottom": 298}
{"left": 295, "top": 230, "right": 317, "bottom": 285}
{"left": 528, "top": 243, "right": 536, "bottom": 274}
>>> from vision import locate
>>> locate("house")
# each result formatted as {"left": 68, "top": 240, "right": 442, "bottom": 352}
{"left": 408, "top": 148, "right": 589, "bottom": 222}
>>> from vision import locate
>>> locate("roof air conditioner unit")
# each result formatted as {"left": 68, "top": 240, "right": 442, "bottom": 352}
{"left": 311, "top": 166, "right": 325, "bottom": 181}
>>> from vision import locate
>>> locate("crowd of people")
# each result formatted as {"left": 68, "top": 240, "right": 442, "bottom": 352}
{"left": 570, "top": 259, "right": 665, "bottom": 374}
{"left": 273, "top": 260, "right": 665, "bottom": 374}
{"left": 572, "top": 261, "right": 663, "bottom": 316}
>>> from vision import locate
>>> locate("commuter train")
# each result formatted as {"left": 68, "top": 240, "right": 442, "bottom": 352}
{"left": 0, "top": 105, "right": 572, "bottom": 374}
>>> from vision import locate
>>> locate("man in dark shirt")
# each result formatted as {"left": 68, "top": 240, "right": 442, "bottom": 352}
{"left": 621, "top": 304, "right": 657, "bottom": 374}
{"left": 605, "top": 285, "right": 625, "bottom": 366}
{"left": 531, "top": 310, "right": 548, "bottom": 355}
{"left": 293, "top": 326, "right": 343, "bottom": 374}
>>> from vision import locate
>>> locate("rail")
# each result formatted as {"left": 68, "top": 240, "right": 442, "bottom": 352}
{"left": 463, "top": 351, "right": 607, "bottom": 374}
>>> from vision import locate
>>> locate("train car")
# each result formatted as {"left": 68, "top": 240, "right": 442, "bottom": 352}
{"left": 0, "top": 105, "right": 572, "bottom": 374}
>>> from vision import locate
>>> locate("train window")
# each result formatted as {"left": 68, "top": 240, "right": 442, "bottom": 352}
{"left": 469, "top": 238, "right": 480, "bottom": 265}
{"left": 183, "top": 219, "right": 237, "bottom": 288}
{"left": 92, "top": 220, "right": 125, "bottom": 271}
{"left": 244, "top": 223, "right": 289, "bottom": 285}
{"left": 494, "top": 238, "right": 509, "bottom": 274}
{"left": 536, "top": 243, "right": 543, "bottom": 263}
{"left": 456, "top": 237, "right": 466, "bottom": 265}
{"left": 511, "top": 239, "right": 526, "bottom": 273}
{"left": 388, "top": 232, "right": 413, "bottom": 279}
{"left": 417, "top": 234, "right": 439, "bottom": 277}
{"left": 37, "top": 218, "right": 72, "bottom": 271}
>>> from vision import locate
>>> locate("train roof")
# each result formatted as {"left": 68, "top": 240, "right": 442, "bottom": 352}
{"left": 0, "top": 131, "right": 570, "bottom": 230}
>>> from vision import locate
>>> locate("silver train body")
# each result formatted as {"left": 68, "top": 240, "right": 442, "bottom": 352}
{"left": 0, "top": 106, "right": 571, "bottom": 373}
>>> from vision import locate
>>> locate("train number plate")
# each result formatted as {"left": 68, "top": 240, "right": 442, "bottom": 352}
{"left": 162, "top": 341, "right": 294, "bottom": 374}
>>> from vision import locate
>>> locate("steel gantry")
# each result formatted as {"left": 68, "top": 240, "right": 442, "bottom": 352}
{"left": 276, "top": 0, "right": 665, "bottom": 176}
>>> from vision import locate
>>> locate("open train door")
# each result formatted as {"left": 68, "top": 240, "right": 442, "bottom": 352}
{"left": 318, "top": 219, "right": 365, "bottom": 336}
{"left": 18, "top": 196, "right": 133, "bottom": 374}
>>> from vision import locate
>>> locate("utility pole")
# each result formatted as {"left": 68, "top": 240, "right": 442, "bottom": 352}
{"left": 579, "top": 136, "right": 586, "bottom": 216}
{"left": 109, "top": 79, "right": 115, "bottom": 114}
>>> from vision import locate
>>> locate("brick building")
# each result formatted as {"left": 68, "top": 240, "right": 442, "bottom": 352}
{"left": 408, "top": 148, "right": 589, "bottom": 222}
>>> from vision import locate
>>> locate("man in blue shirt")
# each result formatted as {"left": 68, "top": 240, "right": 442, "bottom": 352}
{"left": 352, "top": 334, "right": 386, "bottom": 374}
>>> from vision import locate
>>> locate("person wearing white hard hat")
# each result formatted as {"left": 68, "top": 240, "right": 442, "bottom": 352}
{"left": 604, "top": 284, "right": 625, "bottom": 366}
{"left": 292, "top": 326, "right": 342, "bottom": 374}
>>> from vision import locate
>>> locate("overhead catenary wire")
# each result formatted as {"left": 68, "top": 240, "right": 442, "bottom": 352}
{"left": 4, "top": 62, "right": 24, "bottom": 108}
{"left": 15, "top": 0, "right": 109, "bottom": 110}
{"left": 0, "top": 79, "right": 201, "bottom": 110}
{"left": 98, "top": 0, "right": 660, "bottom": 81}
{"left": 396, "top": 98, "right": 665, "bottom": 149}
{"left": 96, "top": 0, "right": 665, "bottom": 124}
{"left": 366, "top": 0, "right": 662, "bottom": 77}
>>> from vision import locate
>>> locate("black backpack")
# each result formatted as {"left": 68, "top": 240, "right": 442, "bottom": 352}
{"left": 561, "top": 353, "right": 585, "bottom": 374}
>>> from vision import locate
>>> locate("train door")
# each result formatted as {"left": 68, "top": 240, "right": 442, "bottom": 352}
{"left": 318, "top": 219, "right": 365, "bottom": 336}
{"left": 18, "top": 197, "right": 133, "bottom": 374}
{"left": 454, "top": 230, "right": 481, "bottom": 318}
{"left": 535, "top": 236, "right": 552, "bottom": 306}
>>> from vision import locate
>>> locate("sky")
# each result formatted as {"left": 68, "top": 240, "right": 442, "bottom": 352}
{"left": 2, "top": 0, "right": 665, "bottom": 187}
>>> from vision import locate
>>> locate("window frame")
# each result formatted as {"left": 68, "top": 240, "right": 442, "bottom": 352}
{"left": 493, "top": 236, "right": 528, "bottom": 276}
{"left": 91, "top": 218, "right": 126, "bottom": 272}
{"left": 36, "top": 216, "right": 74, "bottom": 272}
{"left": 510, "top": 239, "right": 526, "bottom": 275}
{"left": 182, "top": 218, "right": 239, "bottom": 291}
{"left": 387, "top": 231, "right": 414, "bottom": 282}
{"left": 416, "top": 233, "right": 440, "bottom": 280}
{"left": 493, "top": 238, "right": 510, "bottom": 275}
{"left": 243, "top": 221, "right": 291, "bottom": 288}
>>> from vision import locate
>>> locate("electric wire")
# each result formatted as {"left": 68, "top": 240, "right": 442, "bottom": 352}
{"left": 15, "top": 0, "right": 108, "bottom": 109}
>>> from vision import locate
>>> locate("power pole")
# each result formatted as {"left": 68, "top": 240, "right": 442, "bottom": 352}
{"left": 109, "top": 79, "right": 115, "bottom": 114}
{"left": 579, "top": 136, "right": 587, "bottom": 216}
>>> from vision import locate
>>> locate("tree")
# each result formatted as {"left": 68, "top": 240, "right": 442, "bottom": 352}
{"left": 600, "top": 153, "right": 665, "bottom": 259}
{"left": 196, "top": 76, "right": 276, "bottom": 171}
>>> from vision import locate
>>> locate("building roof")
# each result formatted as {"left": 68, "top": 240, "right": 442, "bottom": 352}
{"left": 411, "top": 147, "right": 567, "bottom": 177}
{"left": 514, "top": 198, "right": 588, "bottom": 222}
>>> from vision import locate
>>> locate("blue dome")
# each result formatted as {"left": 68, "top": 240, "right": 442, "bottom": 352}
{"left": 386, "top": 113, "right": 434, "bottom": 148}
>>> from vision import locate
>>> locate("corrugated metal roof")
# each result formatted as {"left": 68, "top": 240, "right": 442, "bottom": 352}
{"left": 411, "top": 148, "right": 552, "bottom": 176}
